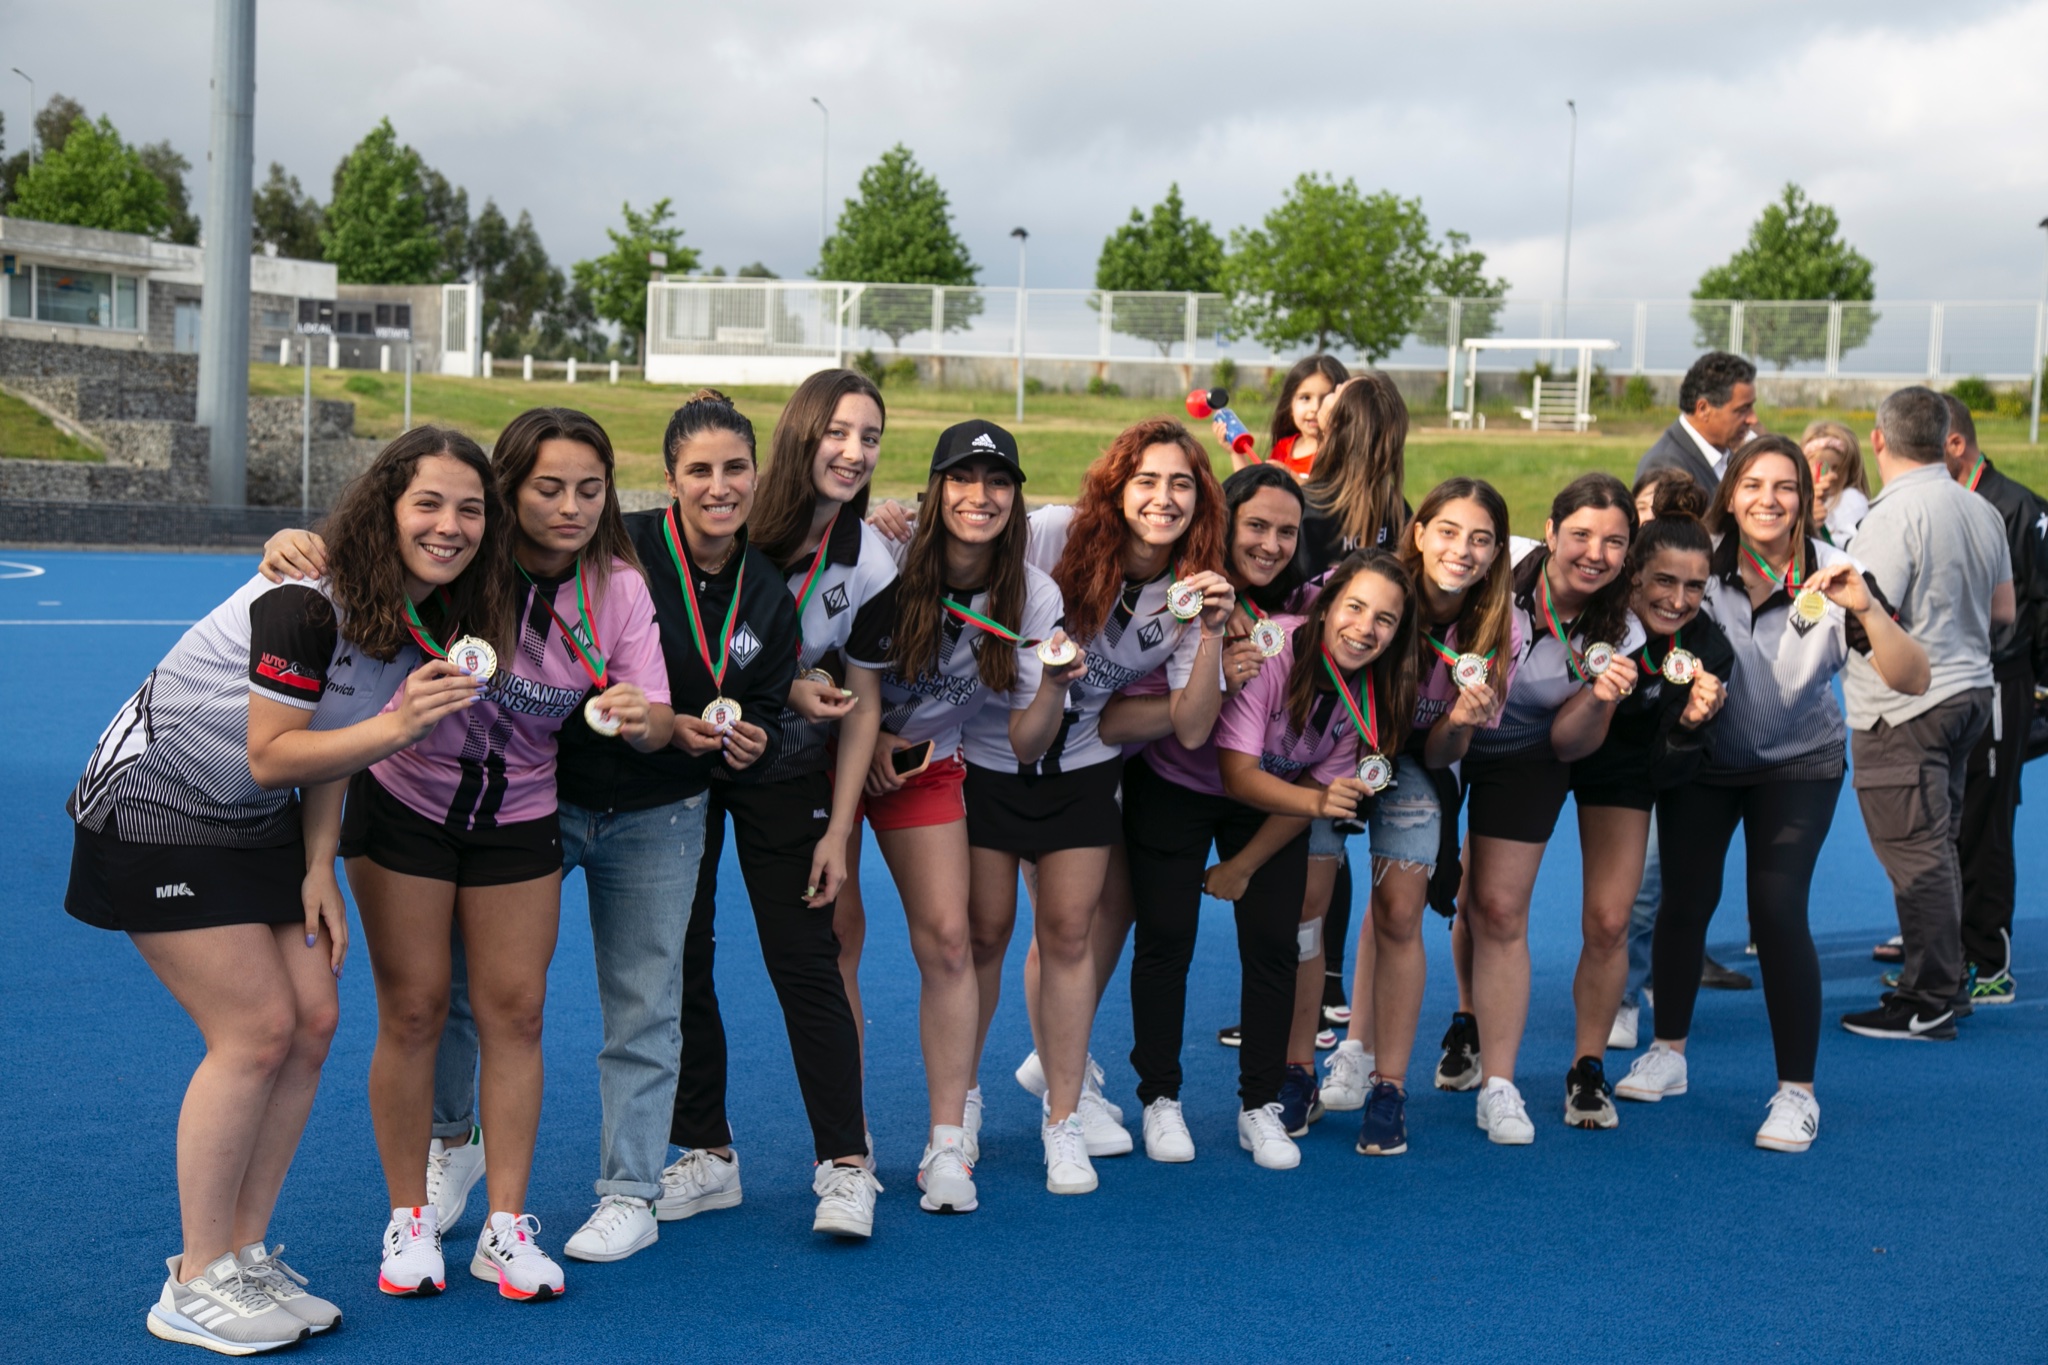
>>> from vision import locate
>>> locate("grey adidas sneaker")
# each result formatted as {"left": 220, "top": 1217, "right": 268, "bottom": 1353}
{"left": 239, "top": 1242, "right": 341, "bottom": 1333}
{"left": 147, "top": 1252, "right": 308, "bottom": 1354}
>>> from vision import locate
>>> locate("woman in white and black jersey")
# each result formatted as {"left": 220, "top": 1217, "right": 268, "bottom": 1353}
{"left": 1438, "top": 472, "right": 1643, "bottom": 1144}
{"left": 1321, "top": 477, "right": 1517, "bottom": 1157}
{"left": 1614, "top": 437, "right": 1926, "bottom": 1153}
{"left": 65, "top": 429, "right": 512, "bottom": 1354}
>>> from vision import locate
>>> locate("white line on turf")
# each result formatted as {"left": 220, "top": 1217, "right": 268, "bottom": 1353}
{"left": 0, "top": 560, "right": 48, "bottom": 579}
{"left": 0, "top": 619, "right": 198, "bottom": 626}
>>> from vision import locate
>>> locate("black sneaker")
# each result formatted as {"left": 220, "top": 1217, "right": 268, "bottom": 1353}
{"left": 1217, "top": 1025, "right": 1242, "bottom": 1049}
{"left": 1355, "top": 1079, "right": 1408, "bottom": 1156}
{"left": 1564, "top": 1055, "right": 1618, "bottom": 1129}
{"left": 1701, "top": 953, "right": 1753, "bottom": 990}
{"left": 1840, "top": 994, "right": 1957, "bottom": 1041}
{"left": 1433, "top": 1011, "right": 1481, "bottom": 1091}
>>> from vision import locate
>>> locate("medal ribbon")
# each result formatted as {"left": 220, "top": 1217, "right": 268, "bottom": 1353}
{"left": 790, "top": 512, "right": 838, "bottom": 625}
{"left": 519, "top": 561, "right": 608, "bottom": 690}
{"left": 941, "top": 596, "right": 1044, "bottom": 647}
{"left": 1425, "top": 631, "right": 1494, "bottom": 672}
{"left": 1966, "top": 455, "right": 1986, "bottom": 493}
{"left": 1536, "top": 573, "right": 1591, "bottom": 683}
{"left": 1319, "top": 645, "right": 1380, "bottom": 756}
{"left": 1640, "top": 628, "right": 1682, "bottom": 678}
{"left": 665, "top": 504, "right": 747, "bottom": 691}
{"left": 404, "top": 592, "right": 457, "bottom": 661}
{"left": 1739, "top": 538, "right": 1805, "bottom": 594}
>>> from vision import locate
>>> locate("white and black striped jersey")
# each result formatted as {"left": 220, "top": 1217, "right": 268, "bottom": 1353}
{"left": 1471, "top": 537, "right": 1646, "bottom": 757}
{"left": 964, "top": 504, "right": 1208, "bottom": 774}
{"left": 753, "top": 510, "right": 899, "bottom": 784}
{"left": 68, "top": 576, "right": 415, "bottom": 847}
{"left": 877, "top": 555, "right": 1062, "bottom": 762}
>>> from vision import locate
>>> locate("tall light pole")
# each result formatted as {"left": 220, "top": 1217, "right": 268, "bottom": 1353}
{"left": 1561, "top": 98, "right": 1577, "bottom": 344}
{"left": 2031, "top": 215, "right": 2048, "bottom": 446}
{"left": 1011, "top": 227, "right": 1029, "bottom": 422}
{"left": 10, "top": 69, "right": 32, "bottom": 166}
{"left": 195, "top": 0, "right": 257, "bottom": 505}
{"left": 810, "top": 98, "right": 829, "bottom": 261}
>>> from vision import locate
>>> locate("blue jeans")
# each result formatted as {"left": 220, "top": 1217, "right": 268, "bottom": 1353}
{"left": 431, "top": 794, "right": 709, "bottom": 1201}
{"left": 1622, "top": 822, "right": 1661, "bottom": 1007}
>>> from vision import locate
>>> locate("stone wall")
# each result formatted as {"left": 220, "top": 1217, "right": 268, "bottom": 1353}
{"left": 246, "top": 397, "right": 380, "bottom": 508}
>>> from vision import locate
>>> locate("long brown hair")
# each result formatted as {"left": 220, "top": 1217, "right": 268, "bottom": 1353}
{"left": 890, "top": 468, "right": 1031, "bottom": 693}
{"left": 1283, "top": 548, "right": 1418, "bottom": 757}
{"left": 491, "top": 407, "right": 640, "bottom": 593}
{"left": 1708, "top": 434, "right": 1821, "bottom": 580}
{"left": 319, "top": 426, "right": 517, "bottom": 662}
{"left": 1054, "top": 418, "right": 1226, "bottom": 644}
{"left": 1303, "top": 370, "right": 1408, "bottom": 549}
{"left": 1513, "top": 471, "right": 1638, "bottom": 647}
{"left": 750, "top": 368, "right": 887, "bottom": 566}
{"left": 1799, "top": 418, "right": 1871, "bottom": 497}
{"left": 1270, "top": 354, "right": 1350, "bottom": 447}
{"left": 1403, "top": 477, "right": 1513, "bottom": 684}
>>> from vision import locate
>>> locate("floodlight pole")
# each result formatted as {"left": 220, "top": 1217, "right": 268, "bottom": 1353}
{"left": 195, "top": 0, "right": 257, "bottom": 505}
{"left": 1011, "top": 227, "right": 1029, "bottom": 423}
{"left": 2032, "top": 215, "right": 2047, "bottom": 446}
{"left": 811, "top": 98, "right": 829, "bottom": 256}
{"left": 10, "top": 70, "right": 32, "bottom": 165}
{"left": 1561, "top": 99, "right": 1577, "bottom": 344}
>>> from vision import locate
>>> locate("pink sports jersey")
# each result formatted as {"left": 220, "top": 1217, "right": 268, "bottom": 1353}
{"left": 371, "top": 560, "right": 670, "bottom": 828}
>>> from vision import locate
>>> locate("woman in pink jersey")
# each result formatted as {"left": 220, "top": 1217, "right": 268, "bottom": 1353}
{"left": 341, "top": 409, "right": 673, "bottom": 1302}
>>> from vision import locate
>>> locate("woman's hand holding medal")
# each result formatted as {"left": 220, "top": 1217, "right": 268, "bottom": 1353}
{"left": 1036, "top": 628, "right": 1089, "bottom": 688}
{"left": 1445, "top": 678, "right": 1500, "bottom": 731}
{"left": 393, "top": 658, "right": 487, "bottom": 741}
{"left": 1589, "top": 653, "right": 1637, "bottom": 705}
{"left": 789, "top": 675, "right": 857, "bottom": 722}
{"left": 1314, "top": 776, "right": 1368, "bottom": 821}
{"left": 1181, "top": 570, "right": 1237, "bottom": 633}
{"left": 1678, "top": 668, "right": 1727, "bottom": 729}
{"left": 1811, "top": 560, "right": 1871, "bottom": 615}
{"left": 584, "top": 682, "right": 654, "bottom": 744}
{"left": 1221, "top": 636, "right": 1265, "bottom": 695}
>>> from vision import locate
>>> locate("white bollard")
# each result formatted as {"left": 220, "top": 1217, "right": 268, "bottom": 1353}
{"left": 482, "top": 353, "right": 494, "bottom": 379}
{"left": 326, "top": 336, "right": 339, "bottom": 369}
{"left": 380, "top": 344, "right": 391, "bottom": 373}
{"left": 523, "top": 354, "right": 533, "bottom": 382}
{"left": 609, "top": 359, "right": 619, "bottom": 385}
{"left": 566, "top": 357, "right": 577, "bottom": 384}
{"left": 279, "top": 338, "right": 290, "bottom": 365}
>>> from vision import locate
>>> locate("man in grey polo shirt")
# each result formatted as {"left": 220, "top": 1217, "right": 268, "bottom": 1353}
{"left": 1840, "top": 387, "right": 2014, "bottom": 1041}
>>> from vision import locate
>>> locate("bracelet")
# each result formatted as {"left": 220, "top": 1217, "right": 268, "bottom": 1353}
{"left": 1200, "top": 630, "right": 1227, "bottom": 642}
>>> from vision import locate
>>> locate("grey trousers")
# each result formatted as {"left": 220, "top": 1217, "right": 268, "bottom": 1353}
{"left": 1851, "top": 688, "right": 1992, "bottom": 1012}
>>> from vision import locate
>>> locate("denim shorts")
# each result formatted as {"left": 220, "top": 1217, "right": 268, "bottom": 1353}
{"left": 1307, "top": 817, "right": 1351, "bottom": 860}
{"left": 1367, "top": 754, "right": 1442, "bottom": 873}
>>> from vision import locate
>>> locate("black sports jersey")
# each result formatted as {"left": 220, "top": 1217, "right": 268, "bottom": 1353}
{"left": 1577, "top": 613, "right": 1737, "bottom": 793}
{"left": 69, "top": 576, "right": 415, "bottom": 847}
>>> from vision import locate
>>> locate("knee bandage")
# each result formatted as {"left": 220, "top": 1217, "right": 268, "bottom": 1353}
{"left": 1297, "top": 915, "right": 1324, "bottom": 963}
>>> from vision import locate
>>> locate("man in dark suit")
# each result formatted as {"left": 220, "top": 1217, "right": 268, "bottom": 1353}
{"left": 1636, "top": 351, "right": 1759, "bottom": 493}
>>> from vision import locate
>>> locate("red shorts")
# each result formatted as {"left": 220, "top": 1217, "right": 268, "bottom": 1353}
{"left": 858, "top": 753, "right": 967, "bottom": 831}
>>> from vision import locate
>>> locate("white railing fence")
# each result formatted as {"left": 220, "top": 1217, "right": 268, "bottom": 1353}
{"left": 643, "top": 280, "right": 2048, "bottom": 393}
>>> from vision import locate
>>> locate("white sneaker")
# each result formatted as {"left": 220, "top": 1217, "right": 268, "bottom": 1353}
{"left": 1141, "top": 1097, "right": 1195, "bottom": 1162}
{"left": 1608, "top": 1002, "right": 1640, "bottom": 1050}
{"left": 1320, "top": 1040, "right": 1372, "bottom": 1111}
{"left": 1237, "top": 1102, "right": 1302, "bottom": 1169}
{"left": 471, "top": 1211, "right": 563, "bottom": 1301}
{"left": 962, "top": 1085, "right": 984, "bottom": 1147}
{"left": 1475, "top": 1078, "right": 1535, "bottom": 1145}
{"left": 1073, "top": 1088, "right": 1134, "bottom": 1156}
{"left": 1042, "top": 1114, "right": 1099, "bottom": 1194}
{"left": 812, "top": 1161, "right": 883, "bottom": 1238}
{"left": 563, "top": 1195, "right": 658, "bottom": 1263}
{"left": 1614, "top": 1043, "right": 1688, "bottom": 1102}
{"left": 1017, "top": 1050, "right": 1126, "bottom": 1124}
{"left": 656, "top": 1148, "right": 742, "bottom": 1221}
{"left": 425, "top": 1127, "right": 485, "bottom": 1232}
{"left": 148, "top": 1253, "right": 308, "bottom": 1354}
{"left": 238, "top": 1242, "right": 340, "bottom": 1333}
{"left": 863, "top": 1129, "right": 877, "bottom": 1174}
{"left": 917, "top": 1126, "right": 979, "bottom": 1213}
{"left": 1755, "top": 1086, "right": 1820, "bottom": 1153}
{"left": 1015, "top": 1049, "right": 1047, "bottom": 1100}
{"left": 378, "top": 1205, "right": 445, "bottom": 1297}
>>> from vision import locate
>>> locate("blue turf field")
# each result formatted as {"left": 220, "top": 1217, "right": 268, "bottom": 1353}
{"left": 3, "top": 549, "right": 2044, "bottom": 1364}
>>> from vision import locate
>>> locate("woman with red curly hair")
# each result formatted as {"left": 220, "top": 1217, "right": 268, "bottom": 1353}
{"left": 966, "top": 417, "right": 1235, "bottom": 1190}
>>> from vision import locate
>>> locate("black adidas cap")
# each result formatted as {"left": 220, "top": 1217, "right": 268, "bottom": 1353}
{"left": 928, "top": 419, "right": 1026, "bottom": 484}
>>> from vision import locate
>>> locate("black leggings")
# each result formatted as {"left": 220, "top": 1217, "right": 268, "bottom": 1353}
{"left": 671, "top": 774, "right": 866, "bottom": 1160}
{"left": 1124, "top": 755, "right": 1309, "bottom": 1110}
{"left": 1651, "top": 774, "right": 1841, "bottom": 1084}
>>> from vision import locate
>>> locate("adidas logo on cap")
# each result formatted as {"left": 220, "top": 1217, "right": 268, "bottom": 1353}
{"left": 971, "top": 433, "right": 997, "bottom": 451}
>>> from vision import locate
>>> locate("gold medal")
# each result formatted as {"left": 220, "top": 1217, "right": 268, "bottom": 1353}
{"left": 1036, "top": 637, "right": 1078, "bottom": 668}
{"left": 1793, "top": 587, "right": 1828, "bottom": 624}
{"left": 800, "top": 667, "right": 836, "bottom": 687}
{"left": 701, "top": 697, "right": 743, "bottom": 730}
{"left": 583, "top": 696, "right": 623, "bottom": 737}
{"left": 1166, "top": 579, "right": 1205, "bottom": 621}
{"left": 1452, "top": 653, "right": 1490, "bottom": 690}
{"left": 1661, "top": 649, "right": 1699, "bottom": 686}
{"left": 1581, "top": 641, "right": 1616, "bottom": 678}
{"left": 1249, "top": 618, "right": 1287, "bottom": 658}
{"left": 448, "top": 636, "right": 498, "bottom": 680}
{"left": 1357, "top": 753, "right": 1393, "bottom": 793}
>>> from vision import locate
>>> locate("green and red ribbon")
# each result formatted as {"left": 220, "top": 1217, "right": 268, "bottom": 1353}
{"left": 1320, "top": 644, "right": 1380, "bottom": 756}
{"left": 1536, "top": 572, "right": 1593, "bottom": 683}
{"left": 1966, "top": 455, "right": 1987, "bottom": 493}
{"left": 1739, "top": 538, "right": 1805, "bottom": 595}
{"left": 666, "top": 504, "right": 747, "bottom": 691}
{"left": 404, "top": 590, "right": 458, "bottom": 662}
{"left": 1425, "top": 630, "right": 1493, "bottom": 680}
{"left": 519, "top": 561, "right": 608, "bottom": 690}
{"left": 941, "top": 596, "right": 1045, "bottom": 648}
{"left": 1639, "top": 628, "right": 1681, "bottom": 679}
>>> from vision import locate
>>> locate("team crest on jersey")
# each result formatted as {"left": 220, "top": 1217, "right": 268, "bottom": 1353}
{"left": 730, "top": 622, "right": 763, "bottom": 667}
{"left": 823, "top": 584, "right": 850, "bottom": 617}
{"left": 1138, "top": 619, "right": 1165, "bottom": 650}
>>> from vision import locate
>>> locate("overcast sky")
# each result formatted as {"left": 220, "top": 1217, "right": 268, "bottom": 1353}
{"left": 11, "top": 0, "right": 2048, "bottom": 301}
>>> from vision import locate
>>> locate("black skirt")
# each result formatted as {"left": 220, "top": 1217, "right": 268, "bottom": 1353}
{"left": 65, "top": 820, "right": 308, "bottom": 934}
{"left": 963, "top": 758, "right": 1125, "bottom": 855}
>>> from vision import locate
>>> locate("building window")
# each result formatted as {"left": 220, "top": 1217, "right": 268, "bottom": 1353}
{"left": 7, "top": 271, "right": 28, "bottom": 319}
{"left": 37, "top": 266, "right": 115, "bottom": 327}
{"left": 260, "top": 308, "right": 291, "bottom": 330}
{"left": 116, "top": 276, "right": 139, "bottom": 330}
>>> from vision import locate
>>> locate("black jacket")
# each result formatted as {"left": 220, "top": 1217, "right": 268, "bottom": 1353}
{"left": 1971, "top": 459, "right": 2048, "bottom": 675}
{"left": 556, "top": 510, "right": 799, "bottom": 813}
{"left": 1578, "top": 612, "right": 1739, "bottom": 794}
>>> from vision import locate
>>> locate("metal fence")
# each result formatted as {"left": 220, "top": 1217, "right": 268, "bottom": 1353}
{"left": 644, "top": 279, "right": 2048, "bottom": 389}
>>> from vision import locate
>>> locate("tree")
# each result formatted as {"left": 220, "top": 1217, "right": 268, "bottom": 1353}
{"left": 1415, "top": 229, "right": 1508, "bottom": 347}
{"left": 1221, "top": 174, "right": 1438, "bottom": 360}
{"left": 252, "top": 162, "right": 326, "bottom": 260}
{"left": 571, "top": 198, "right": 698, "bottom": 363}
{"left": 9, "top": 114, "right": 171, "bottom": 236}
{"left": 323, "top": 118, "right": 438, "bottom": 284}
{"left": 3, "top": 96, "right": 87, "bottom": 214}
{"left": 420, "top": 166, "right": 471, "bottom": 282}
{"left": 1693, "top": 183, "right": 1876, "bottom": 369}
{"left": 817, "top": 145, "right": 979, "bottom": 348}
{"left": 137, "top": 140, "right": 199, "bottom": 244}
{"left": 736, "top": 261, "right": 779, "bottom": 278}
{"left": 1093, "top": 183, "right": 1224, "bottom": 355}
{"left": 472, "top": 200, "right": 590, "bottom": 358}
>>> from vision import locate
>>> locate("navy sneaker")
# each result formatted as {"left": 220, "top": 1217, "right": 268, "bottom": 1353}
{"left": 1277, "top": 1063, "right": 1323, "bottom": 1136}
{"left": 1355, "top": 1079, "right": 1408, "bottom": 1156}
